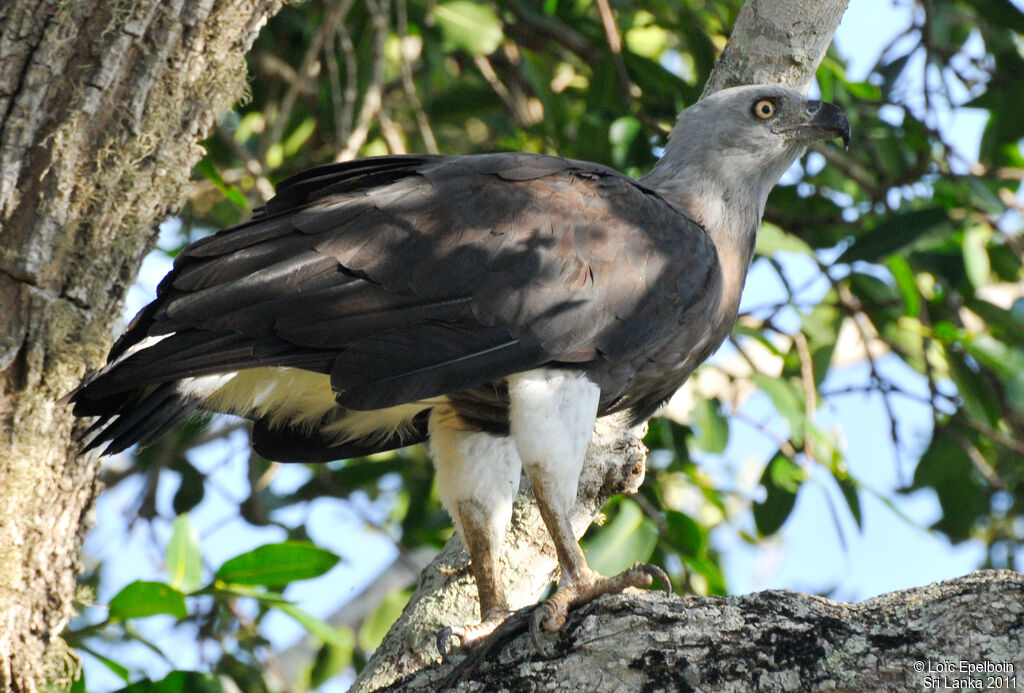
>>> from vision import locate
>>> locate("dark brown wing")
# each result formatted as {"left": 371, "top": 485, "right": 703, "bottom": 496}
{"left": 70, "top": 153, "right": 717, "bottom": 453}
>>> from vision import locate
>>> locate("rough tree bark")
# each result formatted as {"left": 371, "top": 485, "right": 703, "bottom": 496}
{"left": 0, "top": 1, "right": 283, "bottom": 690}
{"left": 388, "top": 571, "right": 1024, "bottom": 692}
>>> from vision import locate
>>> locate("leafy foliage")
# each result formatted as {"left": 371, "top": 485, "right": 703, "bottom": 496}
{"left": 66, "top": 0, "right": 1023, "bottom": 690}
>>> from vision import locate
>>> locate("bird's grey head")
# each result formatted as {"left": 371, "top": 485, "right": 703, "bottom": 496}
{"left": 643, "top": 85, "right": 849, "bottom": 235}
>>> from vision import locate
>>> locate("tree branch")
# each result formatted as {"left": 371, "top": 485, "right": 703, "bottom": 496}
{"left": 386, "top": 570, "right": 1024, "bottom": 691}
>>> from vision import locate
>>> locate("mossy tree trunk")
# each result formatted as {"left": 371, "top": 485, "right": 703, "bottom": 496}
{"left": 0, "top": 1, "right": 283, "bottom": 689}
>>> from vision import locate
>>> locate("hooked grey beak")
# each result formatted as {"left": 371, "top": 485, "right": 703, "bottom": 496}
{"left": 805, "top": 100, "right": 851, "bottom": 150}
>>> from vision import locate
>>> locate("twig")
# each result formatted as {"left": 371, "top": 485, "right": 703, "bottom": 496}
{"left": 793, "top": 329, "right": 817, "bottom": 461}
{"left": 952, "top": 412, "right": 1024, "bottom": 459}
{"left": 397, "top": 0, "right": 438, "bottom": 152}
{"left": 730, "top": 409, "right": 799, "bottom": 462}
{"left": 268, "top": 0, "right": 354, "bottom": 154}
{"left": 472, "top": 54, "right": 530, "bottom": 126}
{"left": 821, "top": 261, "right": 905, "bottom": 473}
{"left": 337, "top": 0, "right": 390, "bottom": 161}
{"left": 335, "top": 14, "right": 360, "bottom": 148}
{"left": 594, "top": 0, "right": 633, "bottom": 102}
{"left": 378, "top": 111, "right": 408, "bottom": 153}
{"left": 946, "top": 427, "right": 1007, "bottom": 491}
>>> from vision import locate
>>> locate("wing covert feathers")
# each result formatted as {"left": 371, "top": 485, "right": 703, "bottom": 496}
{"left": 70, "top": 152, "right": 718, "bottom": 460}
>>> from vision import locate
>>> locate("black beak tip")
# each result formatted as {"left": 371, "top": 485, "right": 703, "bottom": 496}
{"left": 822, "top": 101, "right": 851, "bottom": 150}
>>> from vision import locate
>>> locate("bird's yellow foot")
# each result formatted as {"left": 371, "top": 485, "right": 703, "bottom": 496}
{"left": 530, "top": 562, "right": 670, "bottom": 651}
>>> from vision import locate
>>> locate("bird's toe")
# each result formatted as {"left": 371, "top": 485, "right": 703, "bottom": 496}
{"left": 435, "top": 610, "right": 511, "bottom": 660}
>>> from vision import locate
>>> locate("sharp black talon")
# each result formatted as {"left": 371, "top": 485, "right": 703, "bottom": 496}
{"left": 529, "top": 605, "right": 551, "bottom": 656}
{"left": 639, "top": 562, "right": 672, "bottom": 594}
{"left": 436, "top": 625, "right": 463, "bottom": 662}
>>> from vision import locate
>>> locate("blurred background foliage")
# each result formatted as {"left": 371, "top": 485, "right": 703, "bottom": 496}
{"left": 65, "top": 0, "right": 1023, "bottom": 690}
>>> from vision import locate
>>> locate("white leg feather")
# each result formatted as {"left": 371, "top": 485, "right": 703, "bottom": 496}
{"left": 429, "top": 404, "right": 522, "bottom": 555}
{"left": 429, "top": 403, "right": 522, "bottom": 618}
{"left": 507, "top": 368, "right": 600, "bottom": 518}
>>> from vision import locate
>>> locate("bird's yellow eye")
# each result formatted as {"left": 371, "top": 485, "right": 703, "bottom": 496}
{"left": 753, "top": 99, "right": 776, "bottom": 119}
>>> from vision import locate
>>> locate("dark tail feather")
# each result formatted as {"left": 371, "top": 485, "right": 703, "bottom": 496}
{"left": 80, "top": 382, "right": 202, "bottom": 456}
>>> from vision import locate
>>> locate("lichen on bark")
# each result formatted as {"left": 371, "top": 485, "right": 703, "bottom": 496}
{"left": 0, "top": 1, "right": 284, "bottom": 690}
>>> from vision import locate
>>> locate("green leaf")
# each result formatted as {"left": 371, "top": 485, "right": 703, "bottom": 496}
{"left": 583, "top": 499, "right": 658, "bottom": 576}
{"left": 435, "top": 1, "right": 504, "bottom": 56}
{"left": 171, "top": 459, "right": 204, "bottom": 515}
{"left": 208, "top": 583, "right": 289, "bottom": 603}
{"left": 756, "top": 222, "right": 814, "bottom": 256}
{"left": 907, "top": 425, "right": 989, "bottom": 543}
{"left": 838, "top": 207, "right": 950, "bottom": 263}
{"left": 194, "top": 158, "right": 247, "bottom": 210}
{"left": 962, "top": 224, "right": 992, "bottom": 288}
{"left": 215, "top": 541, "right": 340, "bottom": 586}
{"left": 834, "top": 473, "right": 863, "bottom": 530}
{"left": 112, "top": 671, "right": 225, "bottom": 693}
{"left": 109, "top": 581, "right": 187, "bottom": 620}
{"left": 751, "top": 373, "right": 806, "bottom": 446}
{"left": 663, "top": 510, "right": 706, "bottom": 557}
{"left": 625, "top": 24, "right": 669, "bottom": 59}
{"left": 692, "top": 395, "right": 729, "bottom": 454}
{"left": 609, "top": 116, "right": 642, "bottom": 168}
{"left": 753, "top": 453, "right": 804, "bottom": 536}
{"left": 358, "top": 589, "right": 411, "bottom": 652}
{"left": 801, "top": 296, "right": 843, "bottom": 388}
{"left": 946, "top": 347, "right": 1003, "bottom": 425}
{"left": 308, "top": 642, "right": 355, "bottom": 690}
{"left": 77, "top": 645, "right": 130, "bottom": 682}
{"left": 283, "top": 117, "right": 316, "bottom": 157}
{"left": 276, "top": 602, "right": 355, "bottom": 651}
{"left": 166, "top": 514, "right": 203, "bottom": 594}
{"left": 887, "top": 255, "right": 920, "bottom": 317}
{"left": 681, "top": 553, "right": 726, "bottom": 595}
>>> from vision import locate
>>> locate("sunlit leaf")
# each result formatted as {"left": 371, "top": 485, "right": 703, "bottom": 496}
{"left": 887, "top": 255, "right": 920, "bottom": 317}
{"left": 756, "top": 222, "right": 814, "bottom": 256}
{"left": 194, "top": 158, "right": 247, "bottom": 210}
{"left": 753, "top": 453, "right": 804, "bottom": 536}
{"left": 111, "top": 671, "right": 225, "bottom": 693}
{"left": 435, "top": 1, "right": 504, "bottom": 55}
{"left": 583, "top": 499, "right": 658, "bottom": 575}
{"left": 663, "top": 510, "right": 706, "bottom": 557}
{"left": 609, "top": 116, "right": 642, "bottom": 168}
{"left": 625, "top": 24, "right": 669, "bottom": 58}
{"left": 692, "top": 395, "right": 729, "bottom": 454}
{"left": 166, "top": 514, "right": 203, "bottom": 594}
{"left": 216, "top": 542, "right": 340, "bottom": 587}
{"left": 751, "top": 373, "right": 806, "bottom": 445}
{"left": 283, "top": 117, "right": 317, "bottom": 157}
{"left": 276, "top": 602, "right": 356, "bottom": 651}
{"left": 109, "top": 581, "right": 187, "bottom": 620}
{"left": 962, "top": 224, "right": 992, "bottom": 288}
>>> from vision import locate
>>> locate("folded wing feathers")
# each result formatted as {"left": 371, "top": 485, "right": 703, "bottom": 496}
{"left": 331, "top": 322, "right": 543, "bottom": 410}
{"left": 71, "top": 152, "right": 714, "bottom": 460}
